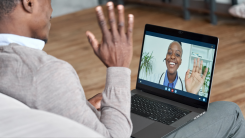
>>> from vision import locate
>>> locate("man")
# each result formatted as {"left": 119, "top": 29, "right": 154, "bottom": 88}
{"left": 0, "top": 0, "right": 133, "bottom": 137}
{"left": 0, "top": 0, "right": 244, "bottom": 138}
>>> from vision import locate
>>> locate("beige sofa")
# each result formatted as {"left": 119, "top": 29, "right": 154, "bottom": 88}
{"left": 0, "top": 93, "right": 104, "bottom": 138}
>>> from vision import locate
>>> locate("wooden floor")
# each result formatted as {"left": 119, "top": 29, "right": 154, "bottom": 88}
{"left": 44, "top": 5, "right": 245, "bottom": 116}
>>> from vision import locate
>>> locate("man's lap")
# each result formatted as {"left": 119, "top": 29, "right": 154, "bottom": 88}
{"left": 167, "top": 101, "right": 245, "bottom": 138}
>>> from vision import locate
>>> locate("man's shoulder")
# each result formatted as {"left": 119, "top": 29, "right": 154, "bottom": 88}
{"left": 1, "top": 43, "right": 73, "bottom": 71}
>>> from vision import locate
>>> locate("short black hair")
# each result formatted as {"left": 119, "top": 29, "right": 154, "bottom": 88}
{"left": 177, "top": 41, "right": 182, "bottom": 46}
{"left": 0, "top": 0, "right": 19, "bottom": 19}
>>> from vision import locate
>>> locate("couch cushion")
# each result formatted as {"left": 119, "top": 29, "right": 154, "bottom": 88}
{"left": 0, "top": 93, "right": 29, "bottom": 110}
{"left": 0, "top": 108, "right": 104, "bottom": 137}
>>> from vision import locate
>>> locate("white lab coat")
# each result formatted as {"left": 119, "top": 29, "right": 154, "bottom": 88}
{"left": 139, "top": 72, "right": 186, "bottom": 91}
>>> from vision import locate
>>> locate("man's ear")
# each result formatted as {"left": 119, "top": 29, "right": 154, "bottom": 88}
{"left": 22, "top": 0, "right": 34, "bottom": 13}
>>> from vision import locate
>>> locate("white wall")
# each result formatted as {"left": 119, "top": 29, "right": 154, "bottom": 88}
{"left": 51, "top": 0, "right": 98, "bottom": 17}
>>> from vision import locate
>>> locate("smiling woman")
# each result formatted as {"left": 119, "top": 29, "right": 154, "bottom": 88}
{"left": 139, "top": 37, "right": 190, "bottom": 91}
{"left": 165, "top": 41, "right": 183, "bottom": 85}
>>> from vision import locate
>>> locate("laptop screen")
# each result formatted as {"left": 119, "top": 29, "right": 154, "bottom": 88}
{"left": 138, "top": 31, "right": 216, "bottom": 103}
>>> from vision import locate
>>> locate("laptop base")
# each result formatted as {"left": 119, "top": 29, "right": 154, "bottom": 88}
{"left": 131, "top": 89, "right": 205, "bottom": 138}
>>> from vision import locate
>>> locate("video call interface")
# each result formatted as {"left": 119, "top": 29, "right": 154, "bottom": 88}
{"left": 138, "top": 31, "right": 216, "bottom": 102}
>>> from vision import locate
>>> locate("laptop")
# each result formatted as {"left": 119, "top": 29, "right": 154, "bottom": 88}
{"left": 131, "top": 24, "right": 219, "bottom": 138}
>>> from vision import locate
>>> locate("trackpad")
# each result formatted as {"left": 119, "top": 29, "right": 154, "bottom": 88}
{"left": 133, "top": 122, "right": 176, "bottom": 138}
{"left": 131, "top": 113, "right": 154, "bottom": 134}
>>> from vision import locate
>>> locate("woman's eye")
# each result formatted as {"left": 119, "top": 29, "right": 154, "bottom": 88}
{"left": 168, "top": 52, "right": 172, "bottom": 55}
{"left": 176, "top": 54, "right": 180, "bottom": 57}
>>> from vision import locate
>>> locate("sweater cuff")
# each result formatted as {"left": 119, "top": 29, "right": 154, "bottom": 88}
{"left": 105, "top": 67, "right": 131, "bottom": 89}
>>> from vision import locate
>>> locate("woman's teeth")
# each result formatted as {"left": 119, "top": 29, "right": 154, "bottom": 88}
{"left": 170, "top": 62, "right": 175, "bottom": 65}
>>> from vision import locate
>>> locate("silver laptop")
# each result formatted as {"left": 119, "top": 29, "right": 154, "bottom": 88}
{"left": 131, "top": 24, "right": 219, "bottom": 138}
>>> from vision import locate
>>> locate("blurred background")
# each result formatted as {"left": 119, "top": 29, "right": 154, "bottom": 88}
{"left": 51, "top": 0, "right": 245, "bottom": 18}
{"left": 45, "top": 0, "right": 245, "bottom": 116}
{"left": 51, "top": 0, "right": 98, "bottom": 17}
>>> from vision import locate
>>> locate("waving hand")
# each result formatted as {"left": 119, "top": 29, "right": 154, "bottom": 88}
{"left": 185, "top": 58, "right": 208, "bottom": 94}
{"left": 86, "top": 2, "right": 134, "bottom": 68}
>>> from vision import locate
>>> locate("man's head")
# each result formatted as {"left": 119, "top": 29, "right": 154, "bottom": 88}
{"left": 165, "top": 41, "right": 183, "bottom": 75}
{"left": 0, "top": 0, "right": 53, "bottom": 43}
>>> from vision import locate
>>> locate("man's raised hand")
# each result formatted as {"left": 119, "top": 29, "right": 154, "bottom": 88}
{"left": 86, "top": 2, "right": 134, "bottom": 68}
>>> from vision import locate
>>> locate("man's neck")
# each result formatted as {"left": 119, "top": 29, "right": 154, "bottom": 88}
{"left": 0, "top": 18, "right": 31, "bottom": 38}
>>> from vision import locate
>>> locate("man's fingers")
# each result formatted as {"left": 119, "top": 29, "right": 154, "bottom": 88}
{"left": 127, "top": 14, "right": 134, "bottom": 45}
{"left": 202, "top": 68, "right": 208, "bottom": 80}
{"left": 107, "top": 2, "right": 119, "bottom": 38}
{"left": 117, "top": 5, "right": 125, "bottom": 35}
{"left": 199, "top": 60, "right": 203, "bottom": 74}
{"left": 86, "top": 31, "right": 99, "bottom": 54}
{"left": 96, "top": 6, "right": 111, "bottom": 41}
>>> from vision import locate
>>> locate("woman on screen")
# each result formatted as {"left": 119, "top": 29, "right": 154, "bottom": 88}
{"left": 158, "top": 41, "right": 208, "bottom": 95}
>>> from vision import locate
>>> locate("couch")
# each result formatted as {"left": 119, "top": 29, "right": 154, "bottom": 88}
{"left": 0, "top": 93, "right": 104, "bottom": 137}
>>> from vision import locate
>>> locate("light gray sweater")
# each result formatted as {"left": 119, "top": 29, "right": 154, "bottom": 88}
{"left": 0, "top": 43, "right": 132, "bottom": 138}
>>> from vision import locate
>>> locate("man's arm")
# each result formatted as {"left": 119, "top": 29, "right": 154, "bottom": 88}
{"left": 35, "top": 61, "right": 132, "bottom": 137}
{"left": 36, "top": 2, "right": 134, "bottom": 137}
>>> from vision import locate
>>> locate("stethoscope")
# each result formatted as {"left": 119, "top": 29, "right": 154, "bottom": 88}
{"left": 159, "top": 58, "right": 184, "bottom": 91}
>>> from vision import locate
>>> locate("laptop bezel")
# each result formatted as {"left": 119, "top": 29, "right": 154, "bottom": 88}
{"left": 136, "top": 24, "right": 218, "bottom": 110}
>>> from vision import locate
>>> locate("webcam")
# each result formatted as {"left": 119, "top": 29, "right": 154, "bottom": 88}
{"left": 179, "top": 31, "right": 183, "bottom": 34}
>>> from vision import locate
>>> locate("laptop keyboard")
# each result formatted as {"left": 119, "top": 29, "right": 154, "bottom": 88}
{"left": 131, "top": 94, "right": 191, "bottom": 125}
